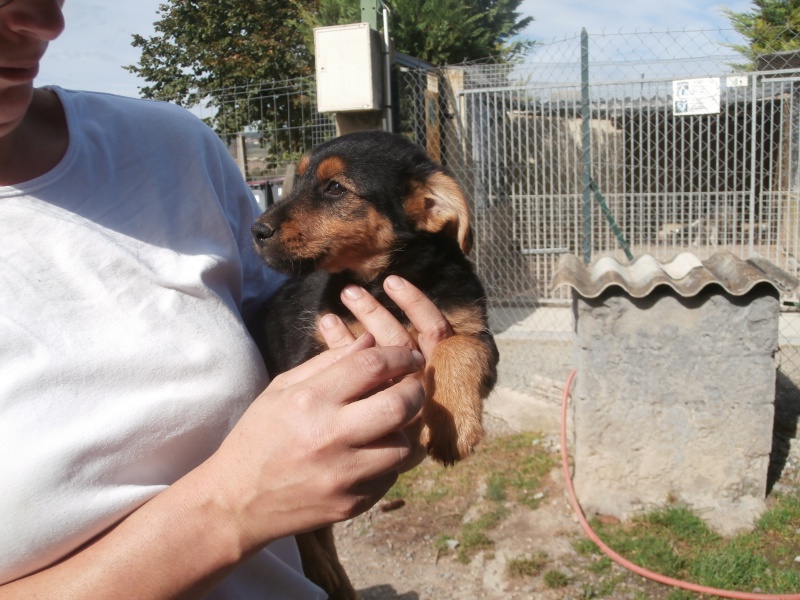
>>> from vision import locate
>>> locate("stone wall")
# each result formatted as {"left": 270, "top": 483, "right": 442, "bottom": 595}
{"left": 571, "top": 285, "right": 779, "bottom": 535}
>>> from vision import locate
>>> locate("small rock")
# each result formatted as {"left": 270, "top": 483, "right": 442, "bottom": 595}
{"left": 446, "top": 539, "right": 460, "bottom": 550}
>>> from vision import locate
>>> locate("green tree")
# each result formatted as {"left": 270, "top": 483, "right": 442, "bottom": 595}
{"left": 724, "top": 0, "right": 800, "bottom": 64}
{"left": 301, "top": 0, "right": 534, "bottom": 64}
{"left": 128, "top": 0, "right": 314, "bottom": 103}
{"left": 126, "top": 0, "right": 318, "bottom": 155}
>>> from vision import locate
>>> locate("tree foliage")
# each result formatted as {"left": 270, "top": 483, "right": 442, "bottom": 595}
{"left": 126, "top": 0, "right": 314, "bottom": 105}
{"left": 724, "top": 0, "right": 800, "bottom": 63}
{"left": 301, "top": 0, "right": 534, "bottom": 64}
{"left": 127, "top": 0, "right": 533, "bottom": 154}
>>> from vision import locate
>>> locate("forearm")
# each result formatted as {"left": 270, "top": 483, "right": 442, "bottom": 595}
{"left": 0, "top": 460, "right": 249, "bottom": 600}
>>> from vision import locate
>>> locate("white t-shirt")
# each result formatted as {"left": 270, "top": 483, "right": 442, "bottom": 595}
{"left": 0, "top": 87, "right": 325, "bottom": 599}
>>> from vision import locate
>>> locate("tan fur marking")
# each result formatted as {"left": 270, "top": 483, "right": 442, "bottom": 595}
{"left": 297, "top": 155, "right": 310, "bottom": 177}
{"left": 316, "top": 156, "right": 347, "bottom": 182}
{"left": 421, "top": 334, "right": 495, "bottom": 464}
{"left": 404, "top": 172, "right": 473, "bottom": 255}
{"left": 317, "top": 205, "right": 395, "bottom": 280}
{"left": 441, "top": 305, "right": 490, "bottom": 337}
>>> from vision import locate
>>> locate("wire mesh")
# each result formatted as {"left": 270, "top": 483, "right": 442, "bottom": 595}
{"left": 394, "top": 28, "right": 800, "bottom": 386}
{"left": 185, "top": 76, "right": 337, "bottom": 184}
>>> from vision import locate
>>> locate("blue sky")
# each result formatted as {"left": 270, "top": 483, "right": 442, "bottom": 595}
{"left": 38, "top": 0, "right": 754, "bottom": 99}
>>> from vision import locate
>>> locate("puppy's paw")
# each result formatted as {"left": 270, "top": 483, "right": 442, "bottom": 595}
{"left": 422, "top": 401, "right": 484, "bottom": 466}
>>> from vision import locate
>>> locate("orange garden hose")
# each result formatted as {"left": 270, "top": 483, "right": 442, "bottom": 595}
{"left": 560, "top": 368, "right": 800, "bottom": 600}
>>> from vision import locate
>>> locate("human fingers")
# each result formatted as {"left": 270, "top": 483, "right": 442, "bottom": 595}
{"left": 318, "top": 313, "right": 357, "bottom": 349}
{"left": 336, "top": 375, "right": 425, "bottom": 449}
{"left": 298, "top": 345, "right": 425, "bottom": 412}
{"left": 340, "top": 284, "right": 416, "bottom": 349}
{"left": 383, "top": 275, "right": 453, "bottom": 359}
{"left": 268, "top": 332, "right": 375, "bottom": 390}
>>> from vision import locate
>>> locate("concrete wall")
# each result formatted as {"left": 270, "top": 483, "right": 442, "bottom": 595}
{"left": 571, "top": 286, "right": 779, "bottom": 535}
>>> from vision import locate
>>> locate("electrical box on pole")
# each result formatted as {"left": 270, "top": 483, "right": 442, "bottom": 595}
{"left": 314, "top": 23, "right": 383, "bottom": 113}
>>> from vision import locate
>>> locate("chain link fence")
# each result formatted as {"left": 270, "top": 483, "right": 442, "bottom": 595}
{"left": 395, "top": 29, "right": 800, "bottom": 394}
{"left": 183, "top": 76, "right": 336, "bottom": 207}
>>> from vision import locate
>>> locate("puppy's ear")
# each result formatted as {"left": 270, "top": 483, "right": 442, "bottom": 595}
{"left": 297, "top": 154, "right": 311, "bottom": 176}
{"left": 405, "top": 171, "right": 473, "bottom": 255}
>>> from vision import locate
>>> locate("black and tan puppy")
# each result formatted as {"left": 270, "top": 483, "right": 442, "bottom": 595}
{"left": 250, "top": 131, "right": 499, "bottom": 599}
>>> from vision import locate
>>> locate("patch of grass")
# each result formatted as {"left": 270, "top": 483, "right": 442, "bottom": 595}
{"left": 386, "top": 432, "right": 555, "bottom": 508}
{"left": 456, "top": 508, "right": 505, "bottom": 563}
{"left": 433, "top": 534, "right": 455, "bottom": 555}
{"left": 506, "top": 551, "right": 548, "bottom": 578}
{"left": 575, "top": 492, "right": 800, "bottom": 595}
{"left": 640, "top": 505, "right": 720, "bottom": 545}
{"left": 665, "top": 591, "right": 696, "bottom": 600}
{"left": 757, "top": 490, "right": 800, "bottom": 537}
{"left": 572, "top": 537, "right": 599, "bottom": 556}
{"left": 542, "top": 568, "right": 570, "bottom": 588}
{"left": 383, "top": 432, "right": 557, "bottom": 564}
{"left": 485, "top": 471, "right": 507, "bottom": 502}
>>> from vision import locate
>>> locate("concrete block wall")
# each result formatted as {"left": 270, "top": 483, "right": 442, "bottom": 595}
{"left": 572, "top": 286, "right": 779, "bottom": 535}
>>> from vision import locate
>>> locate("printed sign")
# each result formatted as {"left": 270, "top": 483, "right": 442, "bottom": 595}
{"left": 726, "top": 75, "right": 749, "bottom": 88}
{"left": 672, "top": 78, "right": 721, "bottom": 116}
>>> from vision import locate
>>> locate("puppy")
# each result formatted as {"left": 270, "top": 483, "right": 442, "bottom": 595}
{"left": 249, "top": 131, "right": 499, "bottom": 599}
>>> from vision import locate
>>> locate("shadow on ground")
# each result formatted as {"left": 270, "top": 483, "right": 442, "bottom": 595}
{"left": 358, "top": 584, "right": 419, "bottom": 600}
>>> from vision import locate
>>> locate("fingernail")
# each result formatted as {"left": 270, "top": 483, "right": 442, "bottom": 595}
{"left": 411, "top": 350, "right": 424, "bottom": 368}
{"left": 320, "top": 314, "right": 338, "bottom": 330}
{"left": 385, "top": 275, "right": 405, "bottom": 290}
{"left": 343, "top": 285, "right": 363, "bottom": 300}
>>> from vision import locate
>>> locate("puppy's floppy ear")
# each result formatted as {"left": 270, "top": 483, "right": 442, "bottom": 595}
{"left": 404, "top": 171, "right": 473, "bottom": 255}
{"left": 297, "top": 154, "right": 311, "bottom": 176}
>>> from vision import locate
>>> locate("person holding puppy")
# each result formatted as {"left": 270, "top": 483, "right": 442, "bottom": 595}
{"left": 0, "top": 1, "right": 452, "bottom": 598}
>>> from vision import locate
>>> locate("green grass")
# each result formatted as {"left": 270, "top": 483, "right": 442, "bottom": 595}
{"left": 506, "top": 552, "right": 549, "bottom": 578}
{"left": 542, "top": 568, "right": 570, "bottom": 588}
{"left": 384, "top": 432, "right": 557, "bottom": 564}
{"left": 571, "top": 494, "right": 800, "bottom": 596}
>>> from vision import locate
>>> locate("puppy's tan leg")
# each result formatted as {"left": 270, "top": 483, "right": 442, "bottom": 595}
{"left": 421, "top": 332, "right": 497, "bottom": 465}
{"left": 296, "top": 526, "right": 358, "bottom": 600}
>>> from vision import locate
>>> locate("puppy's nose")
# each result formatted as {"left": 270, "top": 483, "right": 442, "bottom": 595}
{"left": 251, "top": 222, "right": 276, "bottom": 247}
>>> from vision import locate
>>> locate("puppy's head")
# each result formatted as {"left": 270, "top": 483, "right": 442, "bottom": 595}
{"left": 251, "top": 131, "right": 472, "bottom": 280}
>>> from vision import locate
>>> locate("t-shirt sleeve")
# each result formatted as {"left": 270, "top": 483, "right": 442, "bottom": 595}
{"left": 208, "top": 133, "right": 288, "bottom": 323}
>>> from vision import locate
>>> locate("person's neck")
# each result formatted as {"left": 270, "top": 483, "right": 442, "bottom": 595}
{"left": 0, "top": 88, "right": 68, "bottom": 186}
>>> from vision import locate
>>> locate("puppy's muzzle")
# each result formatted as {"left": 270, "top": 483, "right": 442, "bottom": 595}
{"left": 251, "top": 222, "right": 276, "bottom": 248}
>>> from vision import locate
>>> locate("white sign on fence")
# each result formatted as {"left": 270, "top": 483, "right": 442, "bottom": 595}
{"left": 726, "top": 75, "right": 749, "bottom": 88}
{"left": 672, "top": 77, "right": 721, "bottom": 116}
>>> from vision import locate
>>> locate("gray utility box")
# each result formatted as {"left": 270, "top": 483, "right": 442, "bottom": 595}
{"left": 553, "top": 252, "right": 793, "bottom": 535}
{"left": 314, "top": 23, "right": 383, "bottom": 113}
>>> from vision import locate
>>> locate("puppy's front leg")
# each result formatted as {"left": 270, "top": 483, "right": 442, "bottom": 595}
{"left": 296, "top": 526, "right": 358, "bottom": 600}
{"left": 421, "top": 332, "right": 498, "bottom": 466}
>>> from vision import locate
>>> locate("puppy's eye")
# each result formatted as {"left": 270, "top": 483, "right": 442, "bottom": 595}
{"left": 325, "top": 181, "right": 346, "bottom": 197}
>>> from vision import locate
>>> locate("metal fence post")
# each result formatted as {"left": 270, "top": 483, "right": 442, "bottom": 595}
{"left": 581, "top": 28, "right": 592, "bottom": 264}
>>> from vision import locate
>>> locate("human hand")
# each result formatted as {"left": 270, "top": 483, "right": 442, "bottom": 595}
{"left": 317, "top": 275, "right": 454, "bottom": 471}
{"left": 202, "top": 334, "right": 426, "bottom": 555}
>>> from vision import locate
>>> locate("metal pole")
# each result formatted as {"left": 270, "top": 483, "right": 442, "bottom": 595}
{"left": 581, "top": 28, "right": 592, "bottom": 264}
{"left": 360, "top": 0, "right": 379, "bottom": 30}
